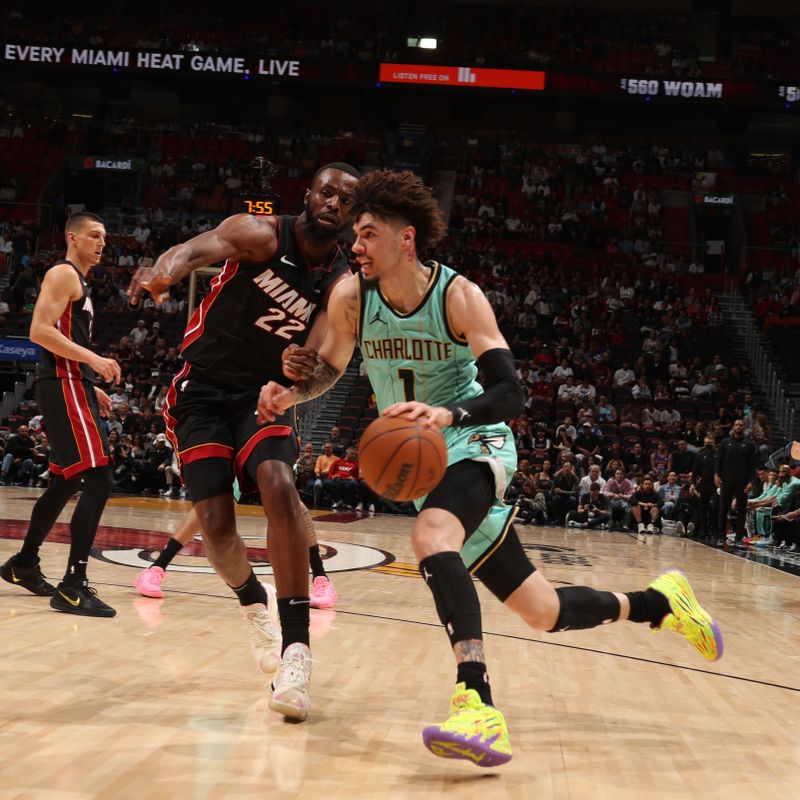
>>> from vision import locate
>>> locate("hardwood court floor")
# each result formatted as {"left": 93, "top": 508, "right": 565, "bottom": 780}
{"left": 1, "top": 487, "right": 798, "bottom": 800}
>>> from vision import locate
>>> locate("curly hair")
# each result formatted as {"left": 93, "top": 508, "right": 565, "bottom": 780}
{"left": 351, "top": 169, "right": 446, "bottom": 253}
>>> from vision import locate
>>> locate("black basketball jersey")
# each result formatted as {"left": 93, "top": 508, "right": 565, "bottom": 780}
{"left": 181, "top": 215, "right": 349, "bottom": 389}
{"left": 37, "top": 260, "right": 96, "bottom": 381}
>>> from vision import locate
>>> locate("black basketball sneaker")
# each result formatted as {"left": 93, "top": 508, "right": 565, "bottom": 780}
{"left": 0, "top": 554, "right": 56, "bottom": 596}
{"left": 50, "top": 582, "right": 116, "bottom": 617}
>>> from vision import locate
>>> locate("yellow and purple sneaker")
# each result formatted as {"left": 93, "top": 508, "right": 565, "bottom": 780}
{"left": 648, "top": 569, "right": 724, "bottom": 661}
{"left": 422, "top": 682, "right": 512, "bottom": 767}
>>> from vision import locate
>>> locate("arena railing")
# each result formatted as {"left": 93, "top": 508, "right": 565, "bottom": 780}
{"left": 721, "top": 277, "right": 796, "bottom": 437}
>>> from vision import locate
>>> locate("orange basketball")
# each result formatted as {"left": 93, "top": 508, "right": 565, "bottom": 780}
{"left": 357, "top": 416, "right": 448, "bottom": 502}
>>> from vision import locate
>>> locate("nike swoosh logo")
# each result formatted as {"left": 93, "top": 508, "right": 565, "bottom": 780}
{"left": 58, "top": 590, "right": 81, "bottom": 607}
{"left": 288, "top": 598, "right": 310, "bottom": 605}
{"left": 280, "top": 255, "right": 298, "bottom": 268}
{"left": 11, "top": 569, "right": 21, "bottom": 583}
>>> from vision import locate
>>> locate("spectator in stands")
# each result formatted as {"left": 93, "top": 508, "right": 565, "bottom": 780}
{"left": 326, "top": 447, "right": 360, "bottom": 510}
{"left": 596, "top": 395, "right": 617, "bottom": 423}
{"left": 115, "top": 402, "right": 137, "bottom": 436}
{"left": 750, "top": 413, "right": 772, "bottom": 460}
{"left": 529, "top": 460, "right": 555, "bottom": 524}
{"left": 574, "top": 422, "right": 602, "bottom": 467}
{"left": 690, "top": 374, "right": 714, "bottom": 398}
{"left": 132, "top": 222, "right": 151, "bottom": 247}
{"left": 604, "top": 468, "right": 635, "bottom": 530}
{"left": 658, "top": 471, "right": 682, "bottom": 521}
{"left": 567, "top": 482, "right": 610, "bottom": 530}
{"left": 575, "top": 400, "right": 596, "bottom": 426}
{"left": 705, "top": 355, "right": 727, "bottom": 381}
{"left": 129, "top": 319, "right": 149, "bottom": 349}
{"left": 328, "top": 426, "right": 347, "bottom": 457}
{"left": 0, "top": 425, "right": 35, "bottom": 485}
{"left": 575, "top": 377, "right": 597, "bottom": 404}
{"left": 553, "top": 416, "right": 575, "bottom": 462}
{"left": 160, "top": 346, "right": 182, "bottom": 375}
{"left": 641, "top": 401, "right": 661, "bottom": 431}
{"left": 551, "top": 459, "right": 580, "bottom": 524}
{"left": 631, "top": 476, "right": 663, "bottom": 536}
{"left": 578, "top": 463, "right": 606, "bottom": 495}
{"left": 139, "top": 433, "right": 173, "bottom": 495}
{"left": 15, "top": 432, "right": 49, "bottom": 487}
{"left": 312, "top": 442, "right": 338, "bottom": 508}
{"left": 552, "top": 358, "right": 573, "bottom": 385}
{"left": 514, "top": 418, "right": 534, "bottom": 460}
{"left": 671, "top": 439, "right": 695, "bottom": 482}
{"left": 626, "top": 442, "right": 649, "bottom": 475}
{"left": 631, "top": 377, "right": 652, "bottom": 401}
{"left": 527, "top": 375, "right": 553, "bottom": 411}
{"left": 619, "top": 404, "right": 641, "bottom": 430}
{"left": 108, "top": 384, "right": 129, "bottom": 411}
{"left": 602, "top": 440, "right": 626, "bottom": 477}
{"left": 671, "top": 480, "right": 700, "bottom": 537}
{"left": 529, "top": 425, "right": 551, "bottom": 470}
{"left": 651, "top": 441, "right": 672, "bottom": 475}
{"left": 557, "top": 375, "right": 578, "bottom": 401}
{"left": 295, "top": 442, "right": 317, "bottom": 497}
{"left": 660, "top": 401, "right": 681, "bottom": 432}
{"left": 613, "top": 361, "right": 636, "bottom": 388}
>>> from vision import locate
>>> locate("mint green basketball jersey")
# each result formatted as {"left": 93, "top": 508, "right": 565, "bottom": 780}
{"left": 357, "top": 262, "right": 518, "bottom": 571}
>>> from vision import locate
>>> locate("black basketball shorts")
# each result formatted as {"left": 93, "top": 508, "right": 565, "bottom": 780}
{"left": 35, "top": 378, "right": 110, "bottom": 479}
{"left": 422, "top": 458, "right": 536, "bottom": 601}
{"left": 163, "top": 366, "right": 298, "bottom": 502}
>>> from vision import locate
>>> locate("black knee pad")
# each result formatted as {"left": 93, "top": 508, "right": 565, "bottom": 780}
{"left": 419, "top": 551, "right": 483, "bottom": 647}
{"left": 550, "top": 586, "right": 621, "bottom": 632}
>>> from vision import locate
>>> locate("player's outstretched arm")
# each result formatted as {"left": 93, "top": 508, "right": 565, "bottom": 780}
{"left": 257, "top": 275, "right": 359, "bottom": 422}
{"left": 128, "top": 213, "right": 277, "bottom": 305}
{"left": 30, "top": 264, "right": 121, "bottom": 384}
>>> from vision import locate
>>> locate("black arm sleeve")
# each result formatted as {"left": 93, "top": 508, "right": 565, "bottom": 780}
{"left": 445, "top": 348, "right": 525, "bottom": 428}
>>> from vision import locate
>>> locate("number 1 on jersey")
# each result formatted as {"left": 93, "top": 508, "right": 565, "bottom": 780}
{"left": 398, "top": 368, "right": 416, "bottom": 401}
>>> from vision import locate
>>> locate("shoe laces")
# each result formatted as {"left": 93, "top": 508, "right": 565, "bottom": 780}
{"left": 277, "top": 651, "right": 312, "bottom": 690}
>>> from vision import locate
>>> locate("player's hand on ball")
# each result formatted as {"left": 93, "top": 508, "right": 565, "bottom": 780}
{"left": 382, "top": 401, "right": 453, "bottom": 429}
{"left": 281, "top": 344, "right": 319, "bottom": 382}
{"left": 257, "top": 381, "right": 297, "bottom": 423}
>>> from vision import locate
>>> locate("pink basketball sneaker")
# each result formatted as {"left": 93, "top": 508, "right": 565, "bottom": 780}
{"left": 135, "top": 566, "right": 165, "bottom": 599}
{"left": 310, "top": 575, "right": 338, "bottom": 609}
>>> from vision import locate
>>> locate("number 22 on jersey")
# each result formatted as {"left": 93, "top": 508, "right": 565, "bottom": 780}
{"left": 255, "top": 307, "right": 307, "bottom": 339}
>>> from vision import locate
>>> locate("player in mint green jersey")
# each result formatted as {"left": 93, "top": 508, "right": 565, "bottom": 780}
{"left": 257, "top": 169, "right": 723, "bottom": 768}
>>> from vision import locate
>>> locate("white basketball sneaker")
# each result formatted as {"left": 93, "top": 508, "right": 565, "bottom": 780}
{"left": 269, "top": 642, "right": 313, "bottom": 721}
{"left": 241, "top": 582, "right": 281, "bottom": 676}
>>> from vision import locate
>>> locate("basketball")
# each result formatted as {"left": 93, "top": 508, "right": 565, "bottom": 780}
{"left": 357, "top": 416, "right": 448, "bottom": 502}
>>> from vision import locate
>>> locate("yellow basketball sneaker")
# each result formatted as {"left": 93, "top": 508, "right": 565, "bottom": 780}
{"left": 422, "top": 683, "right": 512, "bottom": 767}
{"left": 648, "top": 569, "right": 724, "bottom": 661}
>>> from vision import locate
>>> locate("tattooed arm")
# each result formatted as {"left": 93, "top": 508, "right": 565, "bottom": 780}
{"left": 257, "top": 275, "right": 360, "bottom": 422}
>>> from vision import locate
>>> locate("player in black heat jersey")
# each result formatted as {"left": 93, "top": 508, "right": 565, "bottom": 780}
{"left": 1, "top": 212, "right": 121, "bottom": 617}
{"left": 128, "top": 163, "right": 360, "bottom": 720}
